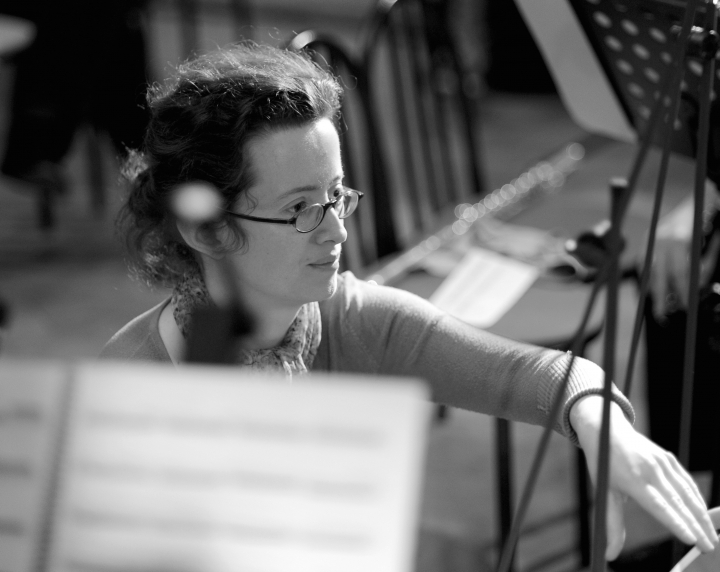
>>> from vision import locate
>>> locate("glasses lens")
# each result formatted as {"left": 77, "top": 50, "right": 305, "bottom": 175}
{"left": 296, "top": 204, "right": 324, "bottom": 232}
{"left": 336, "top": 192, "right": 358, "bottom": 219}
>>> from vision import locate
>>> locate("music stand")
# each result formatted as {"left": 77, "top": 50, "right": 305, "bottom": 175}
{"left": 502, "top": 1, "right": 719, "bottom": 571}
{"left": 517, "top": 0, "right": 720, "bottom": 181}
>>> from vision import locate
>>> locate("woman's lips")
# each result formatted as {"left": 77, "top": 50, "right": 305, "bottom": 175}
{"left": 309, "top": 254, "right": 340, "bottom": 268}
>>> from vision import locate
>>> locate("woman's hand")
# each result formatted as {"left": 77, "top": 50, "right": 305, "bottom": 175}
{"left": 570, "top": 395, "right": 718, "bottom": 560}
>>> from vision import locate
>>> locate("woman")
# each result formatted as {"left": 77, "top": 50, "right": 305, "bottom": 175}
{"left": 102, "top": 43, "right": 718, "bottom": 558}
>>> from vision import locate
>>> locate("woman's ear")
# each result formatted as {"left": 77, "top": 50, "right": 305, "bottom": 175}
{"left": 176, "top": 218, "right": 226, "bottom": 260}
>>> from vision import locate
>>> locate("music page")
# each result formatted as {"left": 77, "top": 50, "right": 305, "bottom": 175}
{"left": 429, "top": 246, "right": 540, "bottom": 328}
{"left": 0, "top": 361, "right": 69, "bottom": 572}
{"left": 46, "top": 362, "right": 430, "bottom": 572}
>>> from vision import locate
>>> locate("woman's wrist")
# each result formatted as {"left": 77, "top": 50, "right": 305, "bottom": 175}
{"left": 547, "top": 354, "right": 635, "bottom": 445}
{"left": 569, "top": 394, "right": 634, "bottom": 449}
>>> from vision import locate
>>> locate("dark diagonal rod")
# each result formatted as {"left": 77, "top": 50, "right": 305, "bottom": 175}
{"left": 496, "top": 263, "right": 609, "bottom": 572}
{"left": 674, "top": 0, "right": 718, "bottom": 561}
{"left": 622, "top": 58, "right": 688, "bottom": 396}
{"left": 498, "top": 3, "right": 705, "bottom": 569}
{"left": 679, "top": 0, "right": 717, "bottom": 478}
{"left": 590, "top": 182, "right": 625, "bottom": 572}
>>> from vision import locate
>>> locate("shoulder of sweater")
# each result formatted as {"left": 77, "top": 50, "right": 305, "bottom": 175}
{"left": 320, "top": 270, "right": 445, "bottom": 329}
{"left": 99, "top": 298, "right": 171, "bottom": 362}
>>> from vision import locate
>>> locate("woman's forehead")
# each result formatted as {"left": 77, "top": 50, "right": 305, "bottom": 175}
{"left": 246, "top": 119, "right": 342, "bottom": 193}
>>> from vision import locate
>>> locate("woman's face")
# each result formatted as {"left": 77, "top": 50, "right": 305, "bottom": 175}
{"left": 226, "top": 118, "right": 347, "bottom": 312}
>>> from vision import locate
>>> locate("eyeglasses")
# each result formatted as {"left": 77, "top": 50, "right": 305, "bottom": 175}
{"left": 226, "top": 187, "right": 364, "bottom": 233}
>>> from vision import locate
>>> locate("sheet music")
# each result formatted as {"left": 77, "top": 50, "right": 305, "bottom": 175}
{"left": 429, "top": 247, "right": 540, "bottom": 328}
{"left": 0, "top": 361, "right": 69, "bottom": 572}
{"left": 516, "top": 0, "right": 635, "bottom": 142}
{"left": 47, "top": 363, "right": 430, "bottom": 572}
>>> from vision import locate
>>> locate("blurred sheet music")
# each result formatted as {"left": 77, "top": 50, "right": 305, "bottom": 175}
{"left": 44, "top": 363, "right": 430, "bottom": 572}
{"left": 429, "top": 247, "right": 540, "bottom": 328}
{"left": 0, "top": 361, "right": 68, "bottom": 572}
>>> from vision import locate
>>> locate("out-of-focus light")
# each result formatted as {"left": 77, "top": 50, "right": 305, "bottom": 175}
{"left": 455, "top": 203, "right": 471, "bottom": 218}
{"left": 500, "top": 184, "right": 516, "bottom": 200}
{"left": 465, "top": 207, "right": 479, "bottom": 221}
{"left": 549, "top": 172, "right": 566, "bottom": 187}
{"left": 172, "top": 182, "right": 223, "bottom": 223}
{"left": 567, "top": 143, "right": 585, "bottom": 161}
{"left": 425, "top": 236, "right": 441, "bottom": 250}
{"left": 452, "top": 220, "right": 470, "bottom": 235}
{"left": 483, "top": 195, "right": 497, "bottom": 209}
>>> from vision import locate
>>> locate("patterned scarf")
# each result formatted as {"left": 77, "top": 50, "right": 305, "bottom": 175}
{"left": 171, "top": 266, "right": 321, "bottom": 377}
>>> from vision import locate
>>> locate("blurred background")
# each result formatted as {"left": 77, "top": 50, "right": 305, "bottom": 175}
{"left": 0, "top": 1, "right": 704, "bottom": 571}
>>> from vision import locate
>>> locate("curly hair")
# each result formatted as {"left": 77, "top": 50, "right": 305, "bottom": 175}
{"left": 117, "top": 42, "right": 343, "bottom": 287}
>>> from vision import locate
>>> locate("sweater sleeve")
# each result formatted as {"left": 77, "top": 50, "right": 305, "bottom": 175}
{"left": 317, "top": 272, "right": 634, "bottom": 444}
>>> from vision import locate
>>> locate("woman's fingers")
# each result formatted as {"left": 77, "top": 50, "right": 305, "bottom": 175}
{"left": 571, "top": 398, "right": 717, "bottom": 555}
{"left": 654, "top": 468, "right": 714, "bottom": 551}
{"left": 659, "top": 453, "right": 718, "bottom": 548}
{"left": 635, "top": 481, "right": 700, "bottom": 546}
{"left": 617, "top": 439, "right": 718, "bottom": 553}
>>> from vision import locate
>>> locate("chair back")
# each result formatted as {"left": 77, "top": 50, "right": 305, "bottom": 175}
{"left": 286, "top": 32, "right": 401, "bottom": 274}
{"left": 288, "top": 0, "right": 486, "bottom": 274}
{"left": 361, "top": 0, "right": 486, "bottom": 245}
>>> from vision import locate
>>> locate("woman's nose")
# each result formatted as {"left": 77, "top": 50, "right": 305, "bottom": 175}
{"left": 314, "top": 206, "right": 348, "bottom": 244}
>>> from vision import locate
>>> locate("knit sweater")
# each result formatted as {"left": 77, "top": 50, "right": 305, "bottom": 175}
{"left": 101, "top": 271, "right": 633, "bottom": 443}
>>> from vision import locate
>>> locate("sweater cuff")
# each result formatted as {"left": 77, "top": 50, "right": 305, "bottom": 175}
{"left": 539, "top": 352, "right": 635, "bottom": 446}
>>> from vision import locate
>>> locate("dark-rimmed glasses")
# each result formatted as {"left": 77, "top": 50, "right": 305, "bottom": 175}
{"left": 226, "top": 187, "right": 364, "bottom": 233}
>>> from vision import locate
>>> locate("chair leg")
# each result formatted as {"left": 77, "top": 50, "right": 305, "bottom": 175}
{"left": 494, "top": 335, "right": 601, "bottom": 571}
{"left": 496, "top": 418, "right": 515, "bottom": 572}
{"left": 575, "top": 447, "right": 592, "bottom": 568}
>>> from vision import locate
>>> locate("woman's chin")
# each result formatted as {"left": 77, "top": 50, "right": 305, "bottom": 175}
{"left": 316, "top": 272, "right": 339, "bottom": 301}
{"left": 293, "top": 270, "right": 339, "bottom": 305}
{"left": 326, "top": 272, "right": 340, "bottom": 297}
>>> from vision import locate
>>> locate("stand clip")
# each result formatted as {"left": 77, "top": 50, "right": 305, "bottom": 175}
{"left": 672, "top": 24, "right": 720, "bottom": 60}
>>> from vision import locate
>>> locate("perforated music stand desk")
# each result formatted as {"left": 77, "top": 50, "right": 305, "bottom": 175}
{"left": 516, "top": 0, "right": 719, "bottom": 166}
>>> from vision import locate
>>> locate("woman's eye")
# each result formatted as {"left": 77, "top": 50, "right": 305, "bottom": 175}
{"left": 288, "top": 201, "right": 308, "bottom": 214}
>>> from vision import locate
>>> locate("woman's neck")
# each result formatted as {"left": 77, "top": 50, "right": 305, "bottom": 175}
{"left": 202, "top": 270, "right": 300, "bottom": 350}
{"left": 242, "top": 306, "right": 301, "bottom": 349}
{"left": 159, "top": 298, "right": 299, "bottom": 364}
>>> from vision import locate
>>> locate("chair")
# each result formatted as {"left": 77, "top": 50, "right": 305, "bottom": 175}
{"left": 361, "top": 0, "right": 486, "bottom": 245}
{"left": 288, "top": 0, "right": 486, "bottom": 274}
{"left": 176, "top": 0, "right": 254, "bottom": 57}
{"left": 286, "top": 32, "right": 401, "bottom": 274}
